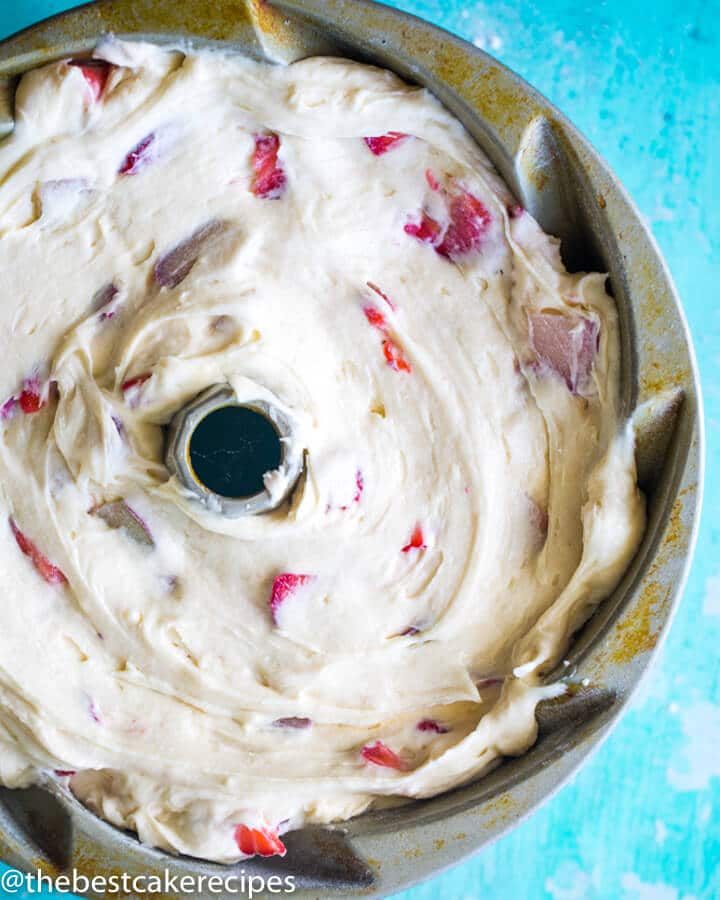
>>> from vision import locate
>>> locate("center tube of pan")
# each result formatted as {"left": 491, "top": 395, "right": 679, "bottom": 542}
{"left": 188, "top": 405, "right": 283, "bottom": 499}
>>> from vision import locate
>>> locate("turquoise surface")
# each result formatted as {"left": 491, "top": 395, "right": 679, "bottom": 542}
{"left": 0, "top": 1, "right": 717, "bottom": 898}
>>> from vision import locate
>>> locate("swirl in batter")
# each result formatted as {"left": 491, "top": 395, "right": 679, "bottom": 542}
{"left": 0, "top": 41, "right": 644, "bottom": 861}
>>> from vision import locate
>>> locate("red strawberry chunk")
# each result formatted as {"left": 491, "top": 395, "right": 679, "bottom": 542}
{"left": 528, "top": 312, "right": 599, "bottom": 393}
{"left": 425, "top": 169, "right": 440, "bottom": 192}
{"left": 70, "top": 61, "right": 111, "bottom": 102}
{"left": 270, "top": 573, "right": 314, "bottom": 625}
{"left": 404, "top": 211, "right": 442, "bottom": 245}
{"left": 361, "top": 740, "right": 408, "bottom": 771}
{"left": 366, "top": 281, "right": 396, "bottom": 311}
{"left": 417, "top": 718, "right": 449, "bottom": 734}
{"left": 54, "top": 770, "right": 76, "bottom": 777}
{"left": 234, "top": 825, "right": 286, "bottom": 858}
{"left": 402, "top": 524, "right": 427, "bottom": 553}
{"left": 121, "top": 373, "right": 151, "bottom": 394}
{"left": 383, "top": 339, "right": 411, "bottom": 373}
{"left": 251, "top": 133, "right": 287, "bottom": 199}
{"left": 9, "top": 518, "right": 67, "bottom": 586}
{"left": 18, "top": 373, "right": 47, "bottom": 414}
{"left": 363, "top": 305, "right": 388, "bottom": 333}
{"left": 435, "top": 189, "right": 492, "bottom": 259}
{"left": 364, "top": 132, "right": 409, "bottom": 156}
{"left": 507, "top": 203, "right": 524, "bottom": 219}
{"left": 118, "top": 133, "right": 157, "bottom": 176}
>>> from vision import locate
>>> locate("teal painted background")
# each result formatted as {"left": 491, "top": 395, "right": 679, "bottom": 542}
{"left": 0, "top": 1, "right": 717, "bottom": 898}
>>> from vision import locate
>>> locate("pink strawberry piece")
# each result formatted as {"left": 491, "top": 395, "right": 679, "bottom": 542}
{"left": 383, "top": 339, "right": 411, "bottom": 373}
{"left": 402, "top": 524, "right": 426, "bottom": 553}
{"left": 9, "top": 517, "right": 67, "bottom": 586}
{"left": 273, "top": 717, "right": 312, "bottom": 729}
{"left": 361, "top": 740, "right": 408, "bottom": 771}
{"left": 425, "top": 169, "right": 440, "bottom": 192}
{"left": 400, "top": 625, "right": 421, "bottom": 636}
{"left": 70, "top": 61, "right": 111, "bottom": 102}
{"left": 1, "top": 396, "right": 17, "bottom": 420}
{"left": 435, "top": 189, "right": 492, "bottom": 259}
{"left": 154, "top": 220, "right": 229, "bottom": 289}
{"left": 121, "top": 373, "right": 151, "bottom": 394}
{"left": 364, "top": 131, "right": 409, "bottom": 156}
{"left": 89, "top": 700, "right": 103, "bottom": 724}
{"left": 528, "top": 498, "right": 549, "bottom": 542}
{"left": 234, "top": 825, "right": 286, "bottom": 858}
{"left": 118, "top": 132, "right": 157, "bottom": 176}
{"left": 507, "top": 203, "right": 524, "bottom": 218}
{"left": 93, "top": 282, "right": 119, "bottom": 319}
{"left": 363, "top": 305, "right": 388, "bottom": 333}
{"left": 477, "top": 677, "right": 504, "bottom": 689}
{"left": 528, "top": 312, "right": 600, "bottom": 393}
{"left": 54, "top": 769, "right": 76, "bottom": 777}
{"left": 251, "top": 133, "right": 286, "bottom": 199}
{"left": 404, "top": 210, "right": 442, "bottom": 245}
{"left": 366, "top": 281, "right": 396, "bottom": 311}
{"left": 269, "top": 573, "right": 314, "bottom": 625}
{"left": 417, "top": 718, "right": 449, "bottom": 734}
{"left": 339, "top": 469, "right": 364, "bottom": 511}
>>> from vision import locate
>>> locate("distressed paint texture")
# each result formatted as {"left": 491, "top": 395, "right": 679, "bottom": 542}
{"left": 0, "top": 1, "right": 717, "bottom": 898}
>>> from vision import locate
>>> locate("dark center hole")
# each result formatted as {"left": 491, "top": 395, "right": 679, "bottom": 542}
{"left": 188, "top": 405, "right": 282, "bottom": 499}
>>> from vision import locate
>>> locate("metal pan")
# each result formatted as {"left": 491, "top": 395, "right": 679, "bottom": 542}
{"left": 0, "top": 1, "right": 703, "bottom": 896}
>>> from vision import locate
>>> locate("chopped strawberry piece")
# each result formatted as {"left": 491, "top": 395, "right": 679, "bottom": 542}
{"left": 121, "top": 373, "right": 151, "bottom": 394}
{"left": 118, "top": 133, "right": 157, "bottom": 176}
{"left": 93, "top": 500, "right": 154, "bottom": 547}
{"left": 507, "top": 203, "right": 524, "bottom": 218}
{"left": 19, "top": 389, "right": 44, "bottom": 414}
{"left": 402, "top": 524, "right": 427, "bottom": 553}
{"left": 251, "top": 133, "right": 286, "bottom": 199}
{"left": 528, "top": 312, "right": 599, "bottom": 393}
{"left": 476, "top": 677, "right": 504, "bottom": 689}
{"left": 70, "top": 61, "right": 111, "bottom": 102}
{"left": 18, "top": 373, "right": 47, "bottom": 414}
{"left": 528, "top": 497, "right": 549, "bottom": 542}
{"left": 269, "top": 573, "right": 314, "bottom": 625}
{"left": 9, "top": 518, "right": 67, "bottom": 586}
{"left": 417, "top": 719, "right": 449, "bottom": 734}
{"left": 363, "top": 305, "right": 388, "bottom": 332}
{"left": 364, "top": 131, "right": 409, "bottom": 156}
{"left": 273, "top": 717, "right": 312, "bottom": 729}
{"left": 366, "top": 281, "right": 396, "bottom": 311}
{"left": 400, "top": 625, "right": 421, "bottom": 636}
{"left": 154, "top": 220, "right": 230, "bottom": 288}
{"left": 0, "top": 396, "right": 17, "bottom": 420}
{"left": 234, "top": 825, "right": 286, "bottom": 858}
{"left": 93, "top": 282, "right": 119, "bottom": 320}
{"left": 404, "top": 211, "right": 442, "bottom": 245}
{"left": 382, "top": 339, "right": 411, "bottom": 373}
{"left": 54, "top": 770, "right": 76, "bottom": 777}
{"left": 425, "top": 169, "right": 440, "bottom": 192}
{"left": 339, "top": 469, "right": 364, "bottom": 511}
{"left": 361, "top": 740, "right": 408, "bottom": 771}
{"left": 435, "top": 189, "right": 492, "bottom": 259}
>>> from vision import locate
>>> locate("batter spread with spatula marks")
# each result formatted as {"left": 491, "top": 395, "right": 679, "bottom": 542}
{"left": 0, "top": 40, "right": 644, "bottom": 862}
